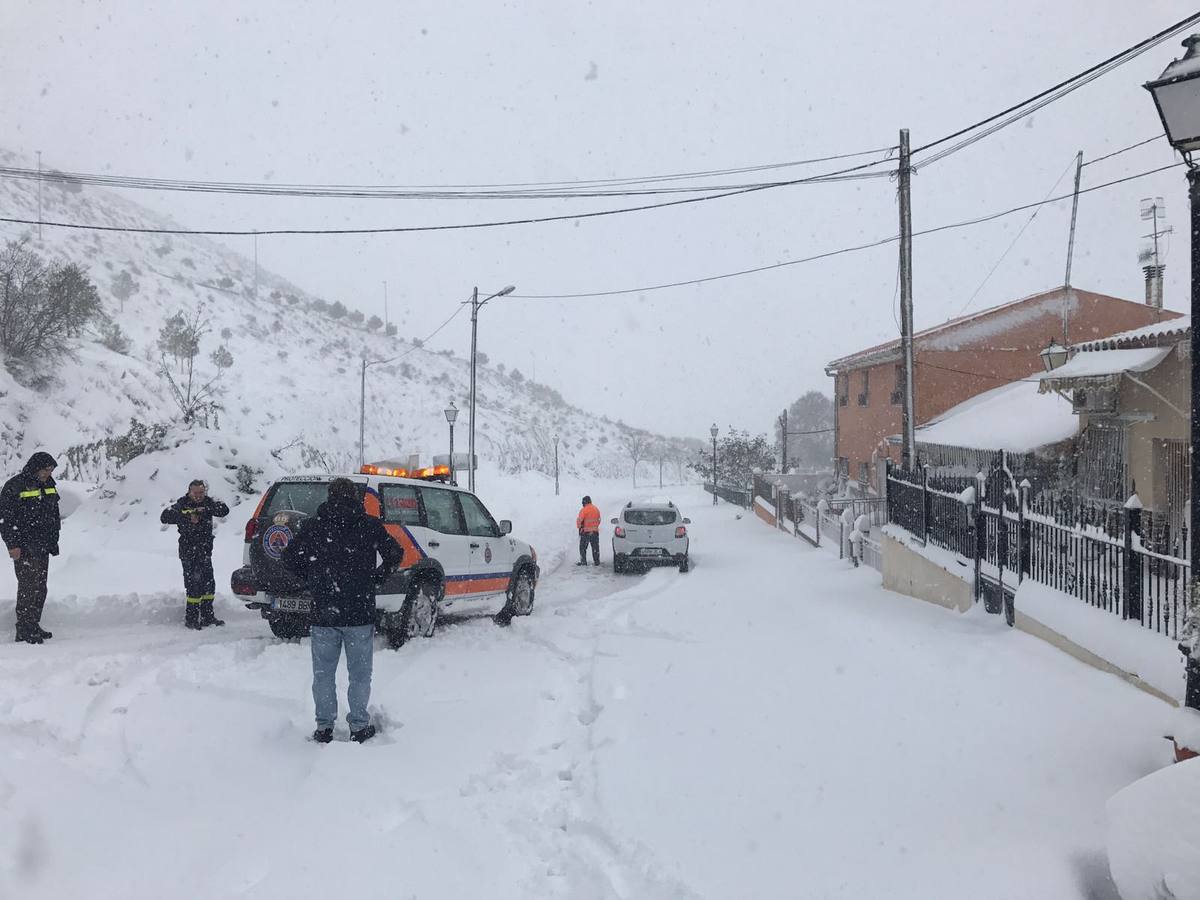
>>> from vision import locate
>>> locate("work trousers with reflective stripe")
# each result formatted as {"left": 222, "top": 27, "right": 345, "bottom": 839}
{"left": 14, "top": 552, "right": 49, "bottom": 631}
{"left": 180, "top": 552, "right": 215, "bottom": 604}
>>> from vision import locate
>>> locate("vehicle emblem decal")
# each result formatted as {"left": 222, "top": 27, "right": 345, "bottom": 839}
{"left": 263, "top": 524, "right": 293, "bottom": 560}
{"left": 273, "top": 513, "right": 289, "bottom": 526}
{"left": 484, "top": 545, "right": 493, "bottom": 563}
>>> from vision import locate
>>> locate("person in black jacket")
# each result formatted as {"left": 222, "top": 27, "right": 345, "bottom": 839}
{"left": 281, "top": 478, "right": 403, "bottom": 744}
{"left": 0, "top": 452, "right": 61, "bottom": 644}
{"left": 160, "top": 480, "right": 230, "bottom": 630}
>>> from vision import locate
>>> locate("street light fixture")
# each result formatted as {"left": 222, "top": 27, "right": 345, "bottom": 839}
{"left": 468, "top": 284, "right": 516, "bottom": 492}
{"left": 1145, "top": 32, "right": 1200, "bottom": 714}
{"left": 710, "top": 424, "right": 719, "bottom": 506}
{"left": 1039, "top": 337, "right": 1070, "bottom": 373}
{"left": 444, "top": 401, "right": 459, "bottom": 485}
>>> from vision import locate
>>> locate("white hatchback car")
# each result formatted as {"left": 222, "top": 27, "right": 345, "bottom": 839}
{"left": 611, "top": 499, "right": 690, "bottom": 573}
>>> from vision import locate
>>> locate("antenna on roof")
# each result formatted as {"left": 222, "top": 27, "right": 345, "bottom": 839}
{"left": 1138, "top": 197, "right": 1171, "bottom": 309}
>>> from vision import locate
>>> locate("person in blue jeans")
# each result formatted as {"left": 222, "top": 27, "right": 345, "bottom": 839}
{"left": 282, "top": 478, "right": 403, "bottom": 743}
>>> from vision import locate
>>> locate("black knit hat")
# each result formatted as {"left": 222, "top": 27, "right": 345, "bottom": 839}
{"left": 24, "top": 451, "right": 57, "bottom": 473}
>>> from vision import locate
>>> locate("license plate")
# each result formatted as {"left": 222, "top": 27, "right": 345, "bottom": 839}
{"left": 636, "top": 548, "right": 664, "bottom": 556}
{"left": 276, "top": 596, "right": 310, "bottom": 612}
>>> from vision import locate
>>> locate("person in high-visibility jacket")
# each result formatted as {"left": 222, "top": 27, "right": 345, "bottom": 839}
{"left": 0, "top": 452, "right": 61, "bottom": 644}
{"left": 576, "top": 496, "right": 601, "bottom": 566}
{"left": 160, "top": 479, "right": 229, "bottom": 630}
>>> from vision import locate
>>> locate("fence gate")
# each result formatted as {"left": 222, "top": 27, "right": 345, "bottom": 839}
{"left": 977, "top": 457, "right": 1020, "bottom": 626}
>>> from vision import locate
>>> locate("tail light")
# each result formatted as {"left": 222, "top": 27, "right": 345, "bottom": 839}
{"left": 614, "top": 526, "right": 626, "bottom": 538}
{"left": 244, "top": 519, "right": 260, "bottom": 543}
{"left": 675, "top": 526, "right": 687, "bottom": 538}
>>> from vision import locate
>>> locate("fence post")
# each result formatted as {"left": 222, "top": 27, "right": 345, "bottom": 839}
{"left": 1124, "top": 494, "right": 1144, "bottom": 623}
{"left": 1018, "top": 479, "right": 1031, "bottom": 582}
{"left": 921, "top": 465, "right": 931, "bottom": 545}
{"left": 973, "top": 471, "right": 986, "bottom": 605}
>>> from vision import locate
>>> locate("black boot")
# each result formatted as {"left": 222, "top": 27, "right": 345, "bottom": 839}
{"left": 199, "top": 599, "right": 224, "bottom": 628}
{"left": 14, "top": 625, "right": 43, "bottom": 645}
{"left": 351, "top": 724, "right": 376, "bottom": 743}
{"left": 36, "top": 626, "right": 52, "bottom": 640}
{"left": 185, "top": 601, "right": 202, "bottom": 630}
{"left": 312, "top": 728, "right": 334, "bottom": 744}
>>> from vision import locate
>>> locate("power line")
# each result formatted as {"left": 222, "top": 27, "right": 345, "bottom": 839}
{"left": 916, "top": 360, "right": 1041, "bottom": 384}
{"left": 506, "top": 161, "right": 1184, "bottom": 300}
{"left": 0, "top": 146, "right": 898, "bottom": 200}
{"left": 0, "top": 153, "right": 900, "bottom": 236}
{"left": 1081, "top": 134, "right": 1165, "bottom": 167}
{"left": 912, "top": 11, "right": 1200, "bottom": 160}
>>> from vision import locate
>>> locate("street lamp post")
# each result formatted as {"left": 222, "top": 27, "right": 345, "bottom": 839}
{"left": 710, "top": 424, "right": 719, "bottom": 506}
{"left": 444, "top": 401, "right": 459, "bottom": 485}
{"left": 468, "top": 284, "right": 516, "bottom": 492}
{"left": 554, "top": 434, "right": 560, "bottom": 496}
{"left": 1145, "top": 33, "right": 1200, "bottom": 712}
{"left": 359, "top": 354, "right": 399, "bottom": 468}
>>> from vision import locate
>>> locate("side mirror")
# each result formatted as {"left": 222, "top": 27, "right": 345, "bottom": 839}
{"left": 610, "top": 517, "right": 619, "bottom": 524}
{"left": 498, "top": 520, "right": 512, "bottom": 535}
{"left": 682, "top": 517, "right": 691, "bottom": 524}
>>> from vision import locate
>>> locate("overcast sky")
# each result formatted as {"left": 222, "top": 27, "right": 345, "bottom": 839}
{"left": 2, "top": 0, "right": 1193, "bottom": 438}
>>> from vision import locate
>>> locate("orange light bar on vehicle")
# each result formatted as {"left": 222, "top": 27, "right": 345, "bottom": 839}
{"left": 361, "top": 464, "right": 410, "bottom": 478}
{"left": 360, "top": 464, "right": 379, "bottom": 475}
{"left": 431, "top": 465, "right": 450, "bottom": 477}
{"left": 417, "top": 466, "right": 435, "bottom": 478}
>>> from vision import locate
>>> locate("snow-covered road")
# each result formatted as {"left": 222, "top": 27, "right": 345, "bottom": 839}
{"left": 0, "top": 486, "right": 1174, "bottom": 899}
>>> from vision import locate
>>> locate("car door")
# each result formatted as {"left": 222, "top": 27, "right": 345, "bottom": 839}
{"left": 414, "top": 486, "right": 471, "bottom": 601}
{"left": 458, "top": 491, "right": 513, "bottom": 597}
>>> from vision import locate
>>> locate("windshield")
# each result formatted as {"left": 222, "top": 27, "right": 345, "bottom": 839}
{"left": 624, "top": 509, "right": 678, "bottom": 526}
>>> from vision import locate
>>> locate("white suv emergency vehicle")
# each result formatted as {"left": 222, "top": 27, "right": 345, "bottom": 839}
{"left": 231, "top": 462, "right": 539, "bottom": 647}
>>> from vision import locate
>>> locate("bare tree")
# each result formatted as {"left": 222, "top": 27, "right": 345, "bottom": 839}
{"left": 157, "top": 310, "right": 226, "bottom": 426}
{"left": 0, "top": 241, "right": 104, "bottom": 366}
{"left": 619, "top": 431, "right": 650, "bottom": 487}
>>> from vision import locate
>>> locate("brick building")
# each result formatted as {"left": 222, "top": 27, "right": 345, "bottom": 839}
{"left": 824, "top": 287, "right": 1181, "bottom": 491}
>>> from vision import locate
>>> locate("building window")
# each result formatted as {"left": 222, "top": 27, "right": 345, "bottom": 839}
{"left": 837, "top": 457, "right": 849, "bottom": 478}
{"left": 891, "top": 365, "right": 903, "bottom": 405}
{"left": 838, "top": 375, "right": 849, "bottom": 407}
{"left": 857, "top": 369, "right": 869, "bottom": 406}
{"left": 858, "top": 461, "right": 870, "bottom": 483}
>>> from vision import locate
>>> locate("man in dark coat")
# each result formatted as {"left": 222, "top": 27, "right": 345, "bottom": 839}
{"left": 0, "top": 451, "right": 61, "bottom": 644}
{"left": 282, "top": 478, "right": 403, "bottom": 744}
{"left": 160, "top": 479, "right": 230, "bottom": 630}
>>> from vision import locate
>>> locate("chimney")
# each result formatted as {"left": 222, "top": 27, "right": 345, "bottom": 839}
{"left": 1143, "top": 264, "right": 1165, "bottom": 308}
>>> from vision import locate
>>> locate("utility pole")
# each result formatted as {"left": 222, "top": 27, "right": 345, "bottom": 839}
{"left": 898, "top": 129, "right": 916, "bottom": 469}
{"left": 1062, "top": 150, "right": 1084, "bottom": 341}
{"left": 253, "top": 233, "right": 259, "bottom": 303}
{"left": 778, "top": 408, "right": 788, "bottom": 474}
{"left": 36, "top": 150, "right": 43, "bottom": 241}
{"left": 469, "top": 286, "right": 479, "bottom": 492}
{"left": 358, "top": 357, "right": 367, "bottom": 468}
{"left": 383, "top": 280, "right": 389, "bottom": 330}
{"left": 554, "top": 434, "right": 560, "bottom": 496}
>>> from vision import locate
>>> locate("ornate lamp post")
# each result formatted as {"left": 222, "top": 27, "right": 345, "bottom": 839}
{"left": 1145, "top": 33, "right": 1200, "bottom": 712}
{"left": 444, "top": 401, "right": 459, "bottom": 484}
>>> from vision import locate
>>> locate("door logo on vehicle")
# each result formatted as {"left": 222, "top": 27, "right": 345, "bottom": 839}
{"left": 263, "top": 524, "right": 293, "bottom": 560}
{"left": 484, "top": 545, "right": 493, "bottom": 563}
{"left": 273, "top": 513, "right": 290, "bottom": 526}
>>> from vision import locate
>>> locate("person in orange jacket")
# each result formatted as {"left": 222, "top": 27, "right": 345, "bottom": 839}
{"left": 576, "top": 496, "right": 601, "bottom": 566}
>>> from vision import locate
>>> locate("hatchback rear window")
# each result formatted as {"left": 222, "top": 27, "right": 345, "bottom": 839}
{"left": 262, "top": 481, "right": 365, "bottom": 518}
{"left": 624, "top": 509, "right": 677, "bottom": 526}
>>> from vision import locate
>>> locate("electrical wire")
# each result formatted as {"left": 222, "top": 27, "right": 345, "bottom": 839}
{"left": 916, "top": 360, "right": 1041, "bottom": 384}
{"left": 954, "top": 154, "right": 1079, "bottom": 316}
{"left": 1081, "top": 134, "right": 1165, "bottom": 167}
{"left": 0, "top": 146, "right": 898, "bottom": 200}
{"left": 506, "top": 161, "right": 1185, "bottom": 300}
{"left": 911, "top": 11, "right": 1200, "bottom": 160}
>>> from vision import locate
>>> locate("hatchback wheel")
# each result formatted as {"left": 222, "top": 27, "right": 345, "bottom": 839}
{"left": 389, "top": 580, "right": 438, "bottom": 649}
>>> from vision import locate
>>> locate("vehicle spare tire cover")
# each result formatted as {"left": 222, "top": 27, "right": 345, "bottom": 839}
{"left": 250, "top": 509, "right": 309, "bottom": 593}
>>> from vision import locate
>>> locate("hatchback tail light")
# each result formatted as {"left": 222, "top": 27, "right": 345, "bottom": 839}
{"left": 675, "top": 526, "right": 687, "bottom": 538}
{"left": 614, "top": 526, "right": 626, "bottom": 538}
{"left": 244, "top": 519, "right": 260, "bottom": 543}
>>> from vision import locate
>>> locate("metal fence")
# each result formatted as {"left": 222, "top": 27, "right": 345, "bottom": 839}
{"left": 704, "top": 482, "right": 750, "bottom": 507}
{"left": 886, "top": 463, "right": 1189, "bottom": 640}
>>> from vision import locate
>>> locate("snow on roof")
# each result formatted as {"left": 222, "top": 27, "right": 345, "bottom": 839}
{"left": 915, "top": 380, "right": 1076, "bottom": 453}
{"left": 1039, "top": 346, "right": 1172, "bottom": 382}
{"left": 1075, "top": 315, "right": 1189, "bottom": 352}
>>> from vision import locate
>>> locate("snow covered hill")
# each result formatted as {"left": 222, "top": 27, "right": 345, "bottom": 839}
{"left": 0, "top": 148, "right": 697, "bottom": 494}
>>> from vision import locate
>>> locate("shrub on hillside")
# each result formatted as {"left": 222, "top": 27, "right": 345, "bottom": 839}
{"left": 0, "top": 241, "right": 104, "bottom": 369}
{"left": 97, "top": 321, "right": 132, "bottom": 354}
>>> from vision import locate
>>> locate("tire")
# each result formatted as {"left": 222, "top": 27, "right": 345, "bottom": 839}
{"left": 497, "top": 566, "right": 536, "bottom": 624}
{"left": 388, "top": 579, "right": 439, "bottom": 649}
{"left": 613, "top": 554, "right": 626, "bottom": 574}
{"left": 268, "top": 615, "right": 310, "bottom": 640}
{"left": 679, "top": 555, "right": 690, "bottom": 573}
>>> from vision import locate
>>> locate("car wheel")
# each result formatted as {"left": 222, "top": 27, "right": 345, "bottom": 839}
{"left": 613, "top": 554, "right": 626, "bottom": 574}
{"left": 390, "top": 579, "right": 439, "bottom": 649}
{"left": 497, "top": 567, "right": 535, "bottom": 625}
{"left": 268, "top": 616, "right": 310, "bottom": 640}
{"left": 679, "top": 555, "right": 690, "bottom": 573}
